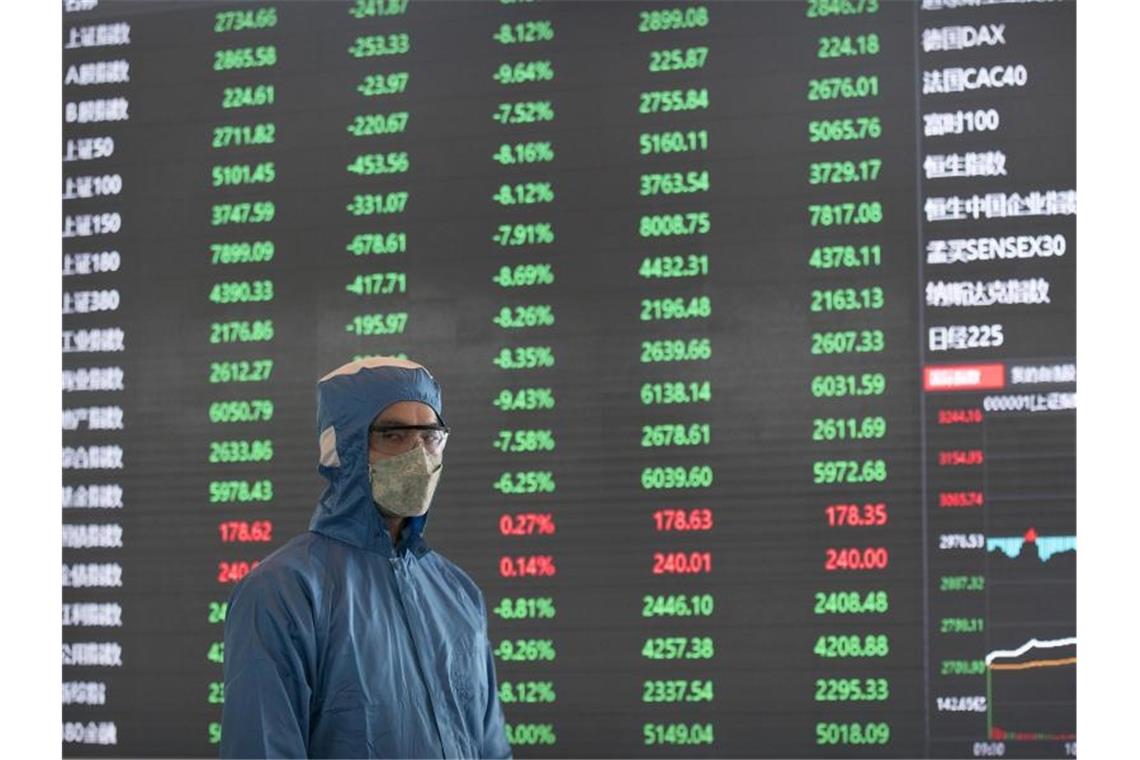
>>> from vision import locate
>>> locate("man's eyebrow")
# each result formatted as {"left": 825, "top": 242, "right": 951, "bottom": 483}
{"left": 373, "top": 417, "right": 441, "bottom": 426}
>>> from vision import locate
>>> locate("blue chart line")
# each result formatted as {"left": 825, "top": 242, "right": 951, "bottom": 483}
{"left": 986, "top": 528, "right": 1075, "bottom": 562}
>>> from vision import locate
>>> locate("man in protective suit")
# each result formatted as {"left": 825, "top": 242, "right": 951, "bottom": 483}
{"left": 220, "top": 357, "right": 512, "bottom": 758}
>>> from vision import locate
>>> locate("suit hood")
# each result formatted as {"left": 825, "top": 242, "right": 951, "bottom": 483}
{"left": 308, "top": 357, "right": 444, "bottom": 555}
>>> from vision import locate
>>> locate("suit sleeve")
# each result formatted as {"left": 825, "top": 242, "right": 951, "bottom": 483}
{"left": 220, "top": 570, "right": 316, "bottom": 759}
{"left": 478, "top": 595, "right": 512, "bottom": 759}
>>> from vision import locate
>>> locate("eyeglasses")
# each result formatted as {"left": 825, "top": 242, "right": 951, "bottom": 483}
{"left": 369, "top": 424, "right": 450, "bottom": 456}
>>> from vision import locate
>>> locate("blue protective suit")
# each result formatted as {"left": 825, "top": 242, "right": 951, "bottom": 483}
{"left": 220, "top": 361, "right": 511, "bottom": 759}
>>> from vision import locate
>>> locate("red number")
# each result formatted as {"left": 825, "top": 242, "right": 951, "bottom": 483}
{"left": 218, "top": 520, "right": 274, "bottom": 542}
{"left": 498, "top": 554, "right": 557, "bottom": 578}
{"left": 653, "top": 508, "right": 714, "bottom": 531}
{"left": 824, "top": 546, "right": 888, "bottom": 571}
{"left": 217, "top": 560, "right": 260, "bottom": 583}
{"left": 824, "top": 503, "right": 887, "bottom": 527}
{"left": 652, "top": 551, "right": 712, "bottom": 575}
{"left": 498, "top": 513, "right": 556, "bottom": 536}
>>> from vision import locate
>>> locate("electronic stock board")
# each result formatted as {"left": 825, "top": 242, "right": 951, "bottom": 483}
{"left": 61, "top": 0, "right": 1076, "bottom": 756}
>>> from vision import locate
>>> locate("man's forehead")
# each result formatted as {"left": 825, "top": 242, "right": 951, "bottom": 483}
{"left": 373, "top": 401, "right": 439, "bottom": 424}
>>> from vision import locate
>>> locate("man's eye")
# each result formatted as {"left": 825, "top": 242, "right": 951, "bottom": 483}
{"left": 382, "top": 432, "right": 405, "bottom": 441}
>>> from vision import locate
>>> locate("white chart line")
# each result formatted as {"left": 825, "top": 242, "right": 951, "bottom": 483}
{"left": 985, "top": 636, "right": 1077, "bottom": 666}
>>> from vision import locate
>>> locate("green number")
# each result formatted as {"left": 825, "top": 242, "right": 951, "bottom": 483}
{"left": 345, "top": 272, "right": 406, "bottom": 295}
{"left": 639, "top": 211, "right": 711, "bottom": 237}
{"left": 648, "top": 46, "right": 709, "bottom": 72}
{"left": 347, "top": 33, "right": 410, "bottom": 58}
{"left": 811, "top": 458, "right": 887, "bottom": 484}
{"left": 211, "top": 201, "right": 276, "bottom": 226}
{"left": 644, "top": 722, "right": 714, "bottom": 746}
{"left": 806, "top": 0, "right": 879, "bottom": 19}
{"left": 808, "top": 158, "right": 881, "bottom": 184}
{"left": 811, "top": 416, "right": 887, "bottom": 441}
{"left": 640, "top": 296, "right": 711, "bottom": 321}
{"left": 207, "top": 681, "right": 225, "bottom": 704}
{"left": 208, "top": 399, "right": 274, "bottom": 423}
{"left": 214, "top": 7, "right": 277, "bottom": 33}
{"left": 813, "top": 590, "right": 889, "bottom": 614}
{"left": 492, "top": 263, "right": 555, "bottom": 288}
{"left": 638, "top": 6, "right": 709, "bottom": 32}
{"left": 346, "top": 232, "right": 407, "bottom": 255}
{"left": 494, "top": 639, "right": 556, "bottom": 662}
{"left": 492, "top": 20, "right": 555, "bottom": 45}
{"left": 213, "top": 45, "right": 276, "bottom": 71}
{"left": 209, "top": 320, "right": 275, "bottom": 344}
{"left": 814, "top": 677, "right": 889, "bottom": 702}
{"left": 639, "top": 129, "right": 708, "bottom": 155}
{"left": 348, "top": 0, "right": 408, "bottom": 19}
{"left": 639, "top": 170, "right": 710, "bottom": 196}
{"left": 493, "top": 345, "right": 555, "bottom": 370}
{"left": 493, "top": 222, "right": 555, "bottom": 246}
{"left": 639, "top": 254, "right": 709, "bottom": 278}
{"left": 809, "top": 244, "right": 881, "bottom": 269}
{"left": 639, "top": 88, "right": 709, "bottom": 114}
{"left": 808, "top": 201, "right": 883, "bottom": 226}
{"left": 810, "top": 329, "right": 886, "bottom": 354}
{"left": 209, "top": 479, "right": 273, "bottom": 503}
{"left": 499, "top": 681, "right": 556, "bottom": 704}
{"left": 493, "top": 429, "right": 556, "bottom": 453}
{"left": 642, "top": 593, "right": 715, "bottom": 617}
{"left": 641, "top": 679, "right": 714, "bottom": 703}
{"left": 345, "top": 312, "right": 409, "bottom": 336}
{"left": 808, "top": 116, "right": 882, "bottom": 142}
{"left": 492, "top": 100, "right": 554, "bottom": 125}
{"left": 493, "top": 182, "right": 554, "bottom": 205}
{"left": 640, "top": 338, "right": 711, "bottom": 363}
{"left": 815, "top": 721, "right": 890, "bottom": 745}
{"left": 493, "top": 596, "right": 556, "bottom": 620}
{"left": 505, "top": 723, "right": 556, "bottom": 746}
{"left": 346, "top": 112, "right": 409, "bottom": 137}
{"left": 812, "top": 634, "right": 889, "bottom": 658}
{"left": 641, "top": 423, "right": 711, "bottom": 447}
{"left": 807, "top": 75, "right": 879, "bottom": 101}
{"left": 641, "top": 465, "right": 714, "bottom": 489}
{"left": 209, "top": 280, "right": 274, "bottom": 304}
{"left": 221, "top": 84, "right": 275, "bottom": 109}
{"left": 357, "top": 71, "right": 409, "bottom": 97}
{"left": 346, "top": 151, "right": 409, "bottom": 175}
{"left": 810, "top": 372, "right": 886, "bottom": 398}
{"left": 817, "top": 33, "right": 881, "bottom": 58}
{"left": 640, "top": 380, "right": 712, "bottom": 405}
{"left": 211, "top": 122, "right": 276, "bottom": 149}
{"left": 492, "top": 59, "right": 555, "bottom": 85}
{"left": 207, "top": 601, "right": 228, "bottom": 623}
{"left": 346, "top": 192, "right": 409, "bottom": 216}
{"left": 208, "top": 359, "right": 274, "bottom": 384}
{"left": 641, "top": 636, "right": 714, "bottom": 660}
{"left": 940, "top": 575, "right": 986, "bottom": 592}
{"left": 492, "top": 141, "right": 555, "bottom": 164}
{"left": 208, "top": 438, "right": 274, "bottom": 464}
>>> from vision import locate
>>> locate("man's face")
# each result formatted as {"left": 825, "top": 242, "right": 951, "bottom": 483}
{"left": 367, "top": 400, "right": 444, "bottom": 465}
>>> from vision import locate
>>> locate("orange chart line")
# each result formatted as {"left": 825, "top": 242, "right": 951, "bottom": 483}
{"left": 989, "top": 656, "right": 1077, "bottom": 671}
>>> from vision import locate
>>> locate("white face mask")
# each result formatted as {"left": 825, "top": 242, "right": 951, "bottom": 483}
{"left": 369, "top": 444, "right": 443, "bottom": 518}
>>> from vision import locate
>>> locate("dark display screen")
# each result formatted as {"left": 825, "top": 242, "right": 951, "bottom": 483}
{"left": 61, "top": 0, "right": 1076, "bottom": 756}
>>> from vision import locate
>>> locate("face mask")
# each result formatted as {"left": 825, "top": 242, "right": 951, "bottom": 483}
{"left": 369, "top": 443, "right": 443, "bottom": 518}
